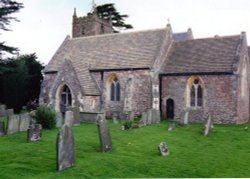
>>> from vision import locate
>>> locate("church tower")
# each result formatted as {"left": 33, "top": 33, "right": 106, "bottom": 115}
{"left": 72, "top": 6, "right": 113, "bottom": 38}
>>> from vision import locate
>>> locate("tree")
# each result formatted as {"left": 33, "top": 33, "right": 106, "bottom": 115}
{"left": 0, "top": 0, "right": 23, "bottom": 57}
{"left": 0, "top": 53, "right": 43, "bottom": 112}
{"left": 96, "top": 3, "right": 133, "bottom": 33}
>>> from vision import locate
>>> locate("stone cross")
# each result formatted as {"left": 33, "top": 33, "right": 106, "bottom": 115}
{"left": 57, "top": 124, "right": 75, "bottom": 171}
{"left": 27, "top": 124, "right": 42, "bottom": 142}
{"left": 96, "top": 115, "right": 112, "bottom": 152}
{"left": 158, "top": 142, "right": 169, "bottom": 156}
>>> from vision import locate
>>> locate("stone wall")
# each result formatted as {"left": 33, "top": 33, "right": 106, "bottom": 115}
{"left": 92, "top": 69, "right": 152, "bottom": 117}
{"left": 161, "top": 74, "right": 243, "bottom": 124}
{"left": 72, "top": 13, "right": 112, "bottom": 38}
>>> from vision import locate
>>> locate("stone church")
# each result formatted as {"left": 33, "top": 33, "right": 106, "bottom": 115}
{"left": 40, "top": 8, "right": 250, "bottom": 124}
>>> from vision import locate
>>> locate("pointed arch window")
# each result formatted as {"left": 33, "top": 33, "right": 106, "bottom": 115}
{"left": 111, "top": 77, "right": 120, "bottom": 101}
{"left": 61, "top": 85, "right": 72, "bottom": 106}
{"left": 190, "top": 78, "right": 203, "bottom": 107}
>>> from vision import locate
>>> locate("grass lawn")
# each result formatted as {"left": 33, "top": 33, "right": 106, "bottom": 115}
{"left": 0, "top": 120, "right": 249, "bottom": 178}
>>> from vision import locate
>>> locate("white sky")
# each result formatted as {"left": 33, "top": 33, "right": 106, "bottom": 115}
{"left": 2, "top": 0, "right": 250, "bottom": 64}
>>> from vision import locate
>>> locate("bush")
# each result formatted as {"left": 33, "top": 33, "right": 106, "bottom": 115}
{"left": 34, "top": 105, "right": 56, "bottom": 129}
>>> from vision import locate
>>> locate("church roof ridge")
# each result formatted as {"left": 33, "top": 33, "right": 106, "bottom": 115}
{"left": 70, "top": 27, "right": 167, "bottom": 40}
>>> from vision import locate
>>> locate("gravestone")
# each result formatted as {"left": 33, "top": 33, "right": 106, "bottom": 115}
{"left": 65, "top": 111, "right": 74, "bottom": 127}
{"left": 147, "top": 109, "right": 152, "bottom": 124}
{"left": 96, "top": 115, "right": 112, "bottom": 152}
{"left": 204, "top": 114, "right": 213, "bottom": 136}
{"left": 184, "top": 111, "right": 189, "bottom": 124}
{"left": 168, "top": 122, "right": 176, "bottom": 131}
{"left": 57, "top": 124, "right": 75, "bottom": 171}
{"left": 0, "top": 121, "right": 5, "bottom": 136}
{"left": 112, "top": 111, "right": 119, "bottom": 124}
{"left": 56, "top": 112, "right": 63, "bottom": 128}
{"left": 27, "top": 124, "right": 42, "bottom": 142}
{"left": 0, "top": 105, "right": 6, "bottom": 117}
{"left": 73, "top": 107, "right": 80, "bottom": 125}
{"left": 139, "top": 112, "right": 147, "bottom": 127}
{"left": 152, "top": 109, "right": 161, "bottom": 124}
{"left": 6, "top": 109, "right": 14, "bottom": 117}
{"left": 158, "top": 142, "right": 169, "bottom": 156}
{"left": 29, "top": 110, "right": 36, "bottom": 124}
{"left": 7, "top": 115, "right": 20, "bottom": 134}
{"left": 19, "top": 113, "right": 31, "bottom": 132}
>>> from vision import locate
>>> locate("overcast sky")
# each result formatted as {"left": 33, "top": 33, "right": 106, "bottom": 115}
{"left": 2, "top": 0, "right": 250, "bottom": 64}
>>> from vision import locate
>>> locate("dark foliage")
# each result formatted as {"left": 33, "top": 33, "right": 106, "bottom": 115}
{"left": 0, "top": 53, "right": 43, "bottom": 112}
{"left": 0, "top": 0, "right": 23, "bottom": 57}
{"left": 96, "top": 3, "right": 133, "bottom": 33}
{"left": 34, "top": 105, "right": 56, "bottom": 129}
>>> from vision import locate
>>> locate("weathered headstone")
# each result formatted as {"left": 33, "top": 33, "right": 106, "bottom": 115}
{"left": 112, "top": 111, "right": 119, "bottom": 124}
{"left": 152, "top": 109, "right": 161, "bottom": 124}
{"left": 0, "top": 121, "right": 5, "bottom": 136}
{"left": 184, "top": 111, "right": 189, "bottom": 124}
{"left": 168, "top": 122, "right": 176, "bottom": 131}
{"left": 147, "top": 109, "right": 152, "bottom": 124}
{"left": 204, "top": 114, "right": 213, "bottom": 136}
{"left": 96, "top": 115, "right": 112, "bottom": 152}
{"left": 158, "top": 142, "right": 169, "bottom": 156}
{"left": 65, "top": 111, "right": 74, "bottom": 127}
{"left": 7, "top": 115, "right": 20, "bottom": 134}
{"left": 139, "top": 112, "right": 147, "bottom": 127}
{"left": 19, "top": 113, "right": 31, "bottom": 132}
{"left": 73, "top": 107, "right": 80, "bottom": 125}
{"left": 57, "top": 124, "right": 75, "bottom": 171}
{"left": 27, "top": 124, "right": 42, "bottom": 142}
{"left": 6, "top": 109, "right": 14, "bottom": 117}
{"left": 0, "top": 105, "right": 6, "bottom": 117}
{"left": 56, "top": 112, "right": 63, "bottom": 128}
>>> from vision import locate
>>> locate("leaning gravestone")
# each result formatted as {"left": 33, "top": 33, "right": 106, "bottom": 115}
{"left": 7, "top": 115, "right": 20, "bottom": 134}
{"left": 27, "top": 124, "right": 42, "bottom": 142}
{"left": 96, "top": 115, "right": 112, "bottom": 152}
{"left": 65, "top": 111, "right": 74, "bottom": 127}
{"left": 204, "top": 114, "right": 213, "bottom": 136}
{"left": 0, "top": 121, "right": 5, "bottom": 136}
{"left": 57, "top": 124, "right": 75, "bottom": 171}
{"left": 73, "top": 107, "right": 80, "bottom": 126}
{"left": 158, "top": 142, "right": 169, "bottom": 156}
{"left": 19, "top": 113, "right": 31, "bottom": 132}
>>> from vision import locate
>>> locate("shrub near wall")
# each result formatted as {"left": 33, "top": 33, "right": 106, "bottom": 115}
{"left": 35, "top": 106, "right": 56, "bottom": 129}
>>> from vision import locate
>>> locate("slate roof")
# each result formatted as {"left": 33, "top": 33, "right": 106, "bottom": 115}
{"left": 173, "top": 32, "right": 190, "bottom": 41}
{"left": 44, "top": 28, "right": 169, "bottom": 95}
{"left": 161, "top": 35, "right": 242, "bottom": 74}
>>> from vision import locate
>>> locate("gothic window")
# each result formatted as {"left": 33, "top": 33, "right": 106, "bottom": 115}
{"left": 61, "top": 85, "right": 72, "bottom": 106}
{"left": 189, "top": 77, "right": 203, "bottom": 107}
{"left": 81, "top": 25, "right": 85, "bottom": 35}
{"left": 111, "top": 77, "right": 120, "bottom": 101}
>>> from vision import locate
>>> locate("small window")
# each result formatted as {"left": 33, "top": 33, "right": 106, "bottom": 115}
{"left": 61, "top": 85, "right": 72, "bottom": 106}
{"left": 111, "top": 77, "right": 120, "bottom": 101}
{"left": 189, "top": 78, "right": 203, "bottom": 107}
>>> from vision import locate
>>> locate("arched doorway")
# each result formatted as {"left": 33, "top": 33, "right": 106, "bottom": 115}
{"left": 166, "top": 98, "right": 174, "bottom": 119}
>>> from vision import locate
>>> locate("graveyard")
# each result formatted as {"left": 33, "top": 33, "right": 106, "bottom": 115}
{"left": 0, "top": 118, "right": 249, "bottom": 178}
